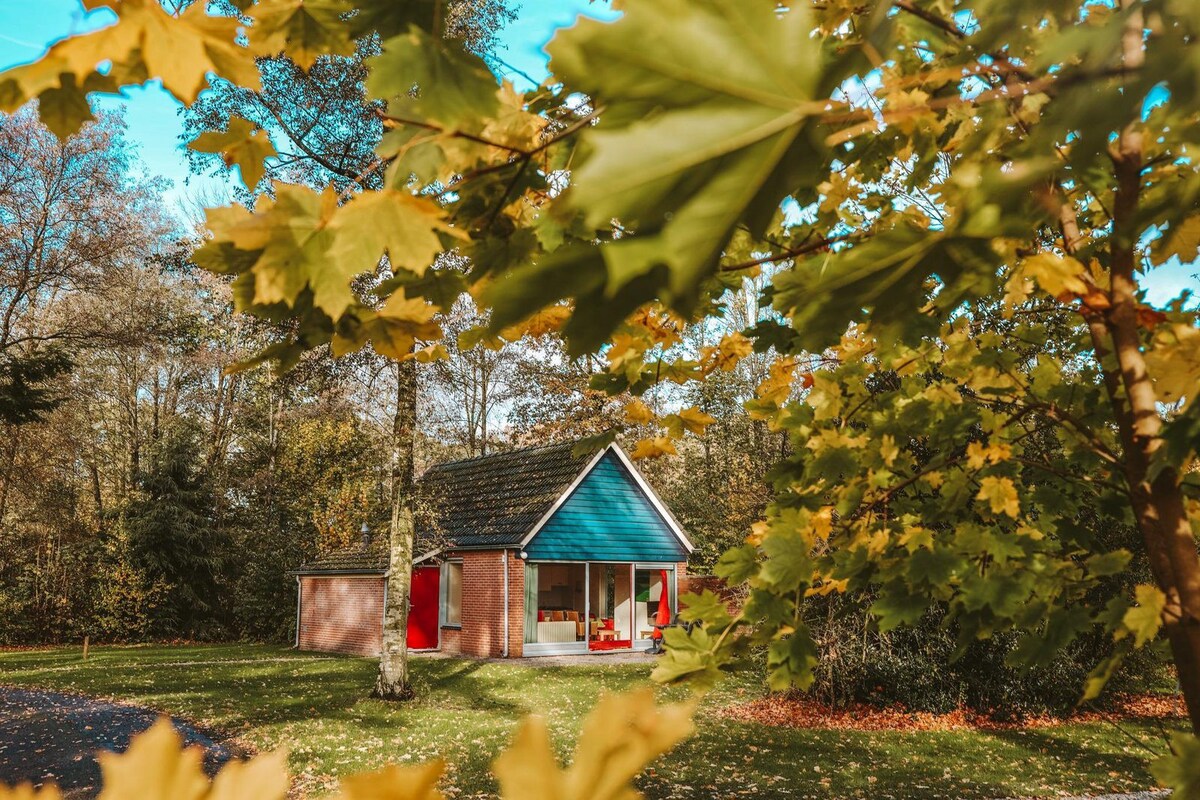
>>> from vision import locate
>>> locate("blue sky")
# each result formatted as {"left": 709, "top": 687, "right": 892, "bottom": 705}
{"left": 0, "top": 1, "right": 1193, "bottom": 303}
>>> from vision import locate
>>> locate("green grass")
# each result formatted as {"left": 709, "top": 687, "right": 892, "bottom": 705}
{"left": 0, "top": 644, "right": 1185, "bottom": 798}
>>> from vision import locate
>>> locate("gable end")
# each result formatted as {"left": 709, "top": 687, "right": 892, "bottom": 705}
{"left": 521, "top": 446, "right": 691, "bottom": 562}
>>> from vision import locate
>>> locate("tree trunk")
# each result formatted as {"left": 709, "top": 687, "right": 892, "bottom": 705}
{"left": 374, "top": 357, "right": 417, "bottom": 701}
{"left": 1087, "top": 0, "right": 1200, "bottom": 733}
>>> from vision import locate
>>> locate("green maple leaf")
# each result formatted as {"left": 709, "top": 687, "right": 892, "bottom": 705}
{"left": 766, "top": 628, "right": 818, "bottom": 691}
{"left": 250, "top": 0, "right": 357, "bottom": 69}
{"left": 189, "top": 117, "right": 278, "bottom": 190}
{"left": 871, "top": 584, "right": 930, "bottom": 632}
{"left": 37, "top": 72, "right": 95, "bottom": 139}
{"left": 1155, "top": 214, "right": 1200, "bottom": 264}
{"left": 368, "top": 26, "right": 500, "bottom": 129}
{"left": 547, "top": 0, "right": 824, "bottom": 305}
{"left": 1151, "top": 734, "right": 1200, "bottom": 798}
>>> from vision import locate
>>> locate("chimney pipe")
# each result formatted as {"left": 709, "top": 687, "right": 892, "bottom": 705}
{"left": 361, "top": 521, "right": 371, "bottom": 550}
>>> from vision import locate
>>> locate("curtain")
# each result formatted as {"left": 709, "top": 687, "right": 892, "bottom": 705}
{"left": 524, "top": 562, "right": 538, "bottom": 644}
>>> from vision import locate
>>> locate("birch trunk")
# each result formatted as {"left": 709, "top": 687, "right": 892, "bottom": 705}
{"left": 374, "top": 357, "right": 417, "bottom": 701}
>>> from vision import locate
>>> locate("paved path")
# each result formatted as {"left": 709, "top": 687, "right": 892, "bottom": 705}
{"left": 0, "top": 687, "right": 238, "bottom": 798}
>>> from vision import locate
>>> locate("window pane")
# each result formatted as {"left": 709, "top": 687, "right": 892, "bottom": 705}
{"left": 444, "top": 562, "right": 462, "bottom": 626}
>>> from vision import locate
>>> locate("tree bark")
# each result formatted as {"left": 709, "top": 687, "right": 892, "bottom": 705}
{"left": 1092, "top": 0, "right": 1200, "bottom": 732}
{"left": 373, "top": 357, "right": 418, "bottom": 701}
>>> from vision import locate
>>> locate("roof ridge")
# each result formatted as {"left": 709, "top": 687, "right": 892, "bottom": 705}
{"left": 422, "top": 437, "right": 596, "bottom": 472}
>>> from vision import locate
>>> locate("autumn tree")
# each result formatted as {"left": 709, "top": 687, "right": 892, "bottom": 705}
{"left": 9, "top": 0, "right": 1200, "bottom": 788}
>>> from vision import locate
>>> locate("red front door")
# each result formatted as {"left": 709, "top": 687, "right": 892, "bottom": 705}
{"left": 407, "top": 565, "right": 441, "bottom": 650}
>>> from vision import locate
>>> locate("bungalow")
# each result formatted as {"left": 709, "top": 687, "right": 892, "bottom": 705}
{"left": 292, "top": 439, "right": 693, "bottom": 658}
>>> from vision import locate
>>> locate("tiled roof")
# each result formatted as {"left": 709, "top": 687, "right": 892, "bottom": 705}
{"left": 294, "top": 439, "right": 599, "bottom": 573}
{"left": 416, "top": 439, "right": 596, "bottom": 548}
{"left": 293, "top": 538, "right": 389, "bottom": 574}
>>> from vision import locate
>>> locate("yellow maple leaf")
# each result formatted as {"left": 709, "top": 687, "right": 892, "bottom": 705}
{"left": 96, "top": 718, "right": 209, "bottom": 800}
{"left": 0, "top": 784, "right": 62, "bottom": 800}
{"left": 1122, "top": 585, "right": 1168, "bottom": 649}
{"left": 701, "top": 332, "right": 753, "bottom": 373}
{"left": 810, "top": 506, "right": 834, "bottom": 542}
{"left": 494, "top": 689, "right": 695, "bottom": 800}
{"left": 329, "top": 190, "right": 458, "bottom": 278}
{"left": 976, "top": 476, "right": 1020, "bottom": 519}
{"left": 18, "top": 0, "right": 256, "bottom": 107}
{"left": 628, "top": 306, "right": 682, "bottom": 347}
{"left": 624, "top": 398, "right": 655, "bottom": 425}
{"left": 1145, "top": 323, "right": 1200, "bottom": 406}
{"left": 755, "top": 357, "right": 797, "bottom": 405}
{"left": 674, "top": 406, "right": 717, "bottom": 435}
{"left": 1020, "top": 253, "right": 1090, "bottom": 298}
{"left": 965, "top": 441, "right": 1013, "bottom": 470}
{"left": 500, "top": 306, "right": 571, "bottom": 341}
{"left": 629, "top": 437, "right": 677, "bottom": 460}
{"left": 207, "top": 749, "right": 289, "bottom": 800}
{"left": 248, "top": 0, "right": 358, "bottom": 69}
{"left": 337, "top": 762, "right": 445, "bottom": 800}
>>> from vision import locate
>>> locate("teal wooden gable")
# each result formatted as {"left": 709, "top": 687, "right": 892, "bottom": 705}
{"left": 523, "top": 450, "right": 689, "bottom": 562}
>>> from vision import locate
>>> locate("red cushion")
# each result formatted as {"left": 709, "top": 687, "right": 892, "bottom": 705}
{"left": 603, "top": 618, "right": 614, "bottom": 630}
{"left": 537, "top": 610, "right": 545, "bottom": 622}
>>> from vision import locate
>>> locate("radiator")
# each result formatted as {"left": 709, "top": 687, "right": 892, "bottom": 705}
{"left": 536, "top": 620, "right": 577, "bottom": 643}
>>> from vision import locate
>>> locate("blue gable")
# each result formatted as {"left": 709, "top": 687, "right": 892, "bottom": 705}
{"left": 523, "top": 450, "right": 688, "bottom": 562}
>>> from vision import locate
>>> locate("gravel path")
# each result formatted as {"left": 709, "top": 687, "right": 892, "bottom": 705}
{"left": 0, "top": 686, "right": 239, "bottom": 798}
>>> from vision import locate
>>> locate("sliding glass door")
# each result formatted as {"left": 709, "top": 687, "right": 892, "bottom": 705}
{"left": 588, "top": 563, "right": 632, "bottom": 649}
{"left": 633, "top": 566, "right": 676, "bottom": 649}
{"left": 522, "top": 561, "right": 675, "bottom": 655}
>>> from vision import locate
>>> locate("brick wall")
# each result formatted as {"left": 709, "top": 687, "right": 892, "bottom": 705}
{"left": 450, "top": 550, "right": 525, "bottom": 658}
{"left": 298, "top": 575, "right": 385, "bottom": 657}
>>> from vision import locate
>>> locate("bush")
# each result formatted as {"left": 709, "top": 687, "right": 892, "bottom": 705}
{"left": 804, "top": 594, "right": 1159, "bottom": 718}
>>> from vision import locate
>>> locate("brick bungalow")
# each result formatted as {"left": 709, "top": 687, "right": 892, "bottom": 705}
{"left": 293, "top": 439, "right": 693, "bottom": 658}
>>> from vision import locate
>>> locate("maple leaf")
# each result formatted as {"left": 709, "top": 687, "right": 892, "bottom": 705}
{"left": 337, "top": 762, "right": 445, "bottom": 800}
{"left": 975, "top": 477, "right": 1020, "bottom": 518}
{"left": 493, "top": 689, "right": 695, "bottom": 800}
{"left": 1152, "top": 214, "right": 1200, "bottom": 264}
{"left": 189, "top": 117, "right": 278, "bottom": 191}
{"left": 0, "top": 784, "right": 63, "bottom": 800}
{"left": 249, "top": 0, "right": 357, "bottom": 69}
{"left": 4, "top": 0, "right": 258, "bottom": 128}
{"left": 629, "top": 437, "right": 677, "bottom": 460}
{"left": 664, "top": 406, "right": 717, "bottom": 437}
{"left": 624, "top": 398, "right": 654, "bottom": 425}
{"left": 96, "top": 718, "right": 209, "bottom": 800}
{"left": 548, "top": 0, "right": 823, "bottom": 302}
{"left": 328, "top": 189, "right": 456, "bottom": 277}
{"left": 1122, "top": 584, "right": 1166, "bottom": 648}
{"left": 1020, "top": 253, "right": 1089, "bottom": 298}
{"left": 499, "top": 306, "right": 571, "bottom": 341}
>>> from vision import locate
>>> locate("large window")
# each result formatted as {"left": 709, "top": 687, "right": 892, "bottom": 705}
{"left": 441, "top": 561, "right": 462, "bottom": 627}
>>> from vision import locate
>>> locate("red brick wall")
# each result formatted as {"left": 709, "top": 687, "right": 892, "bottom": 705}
{"left": 450, "top": 550, "right": 525, "bottom": 658}
{"left": 298, "top": 575, "right": 385, "bottom": 657}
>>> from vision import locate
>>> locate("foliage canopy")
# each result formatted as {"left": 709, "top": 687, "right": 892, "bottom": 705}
{"left": 6, "top": 0, "right": 1200, "bottom": 790}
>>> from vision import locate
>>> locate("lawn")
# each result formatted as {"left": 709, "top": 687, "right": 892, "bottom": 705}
{"left": 0, "top": 644, "right": 1186, "bottom": 798}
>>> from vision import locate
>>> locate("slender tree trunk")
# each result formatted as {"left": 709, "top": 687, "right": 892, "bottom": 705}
{"left": 1080, "top": 0, "right": 1200, "bottom": 733}
{"left": 90, "top": 461, "right": 104, "bottom": 534}
{"left": 374, "top": 357, "right": 417, "bottom": 701}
